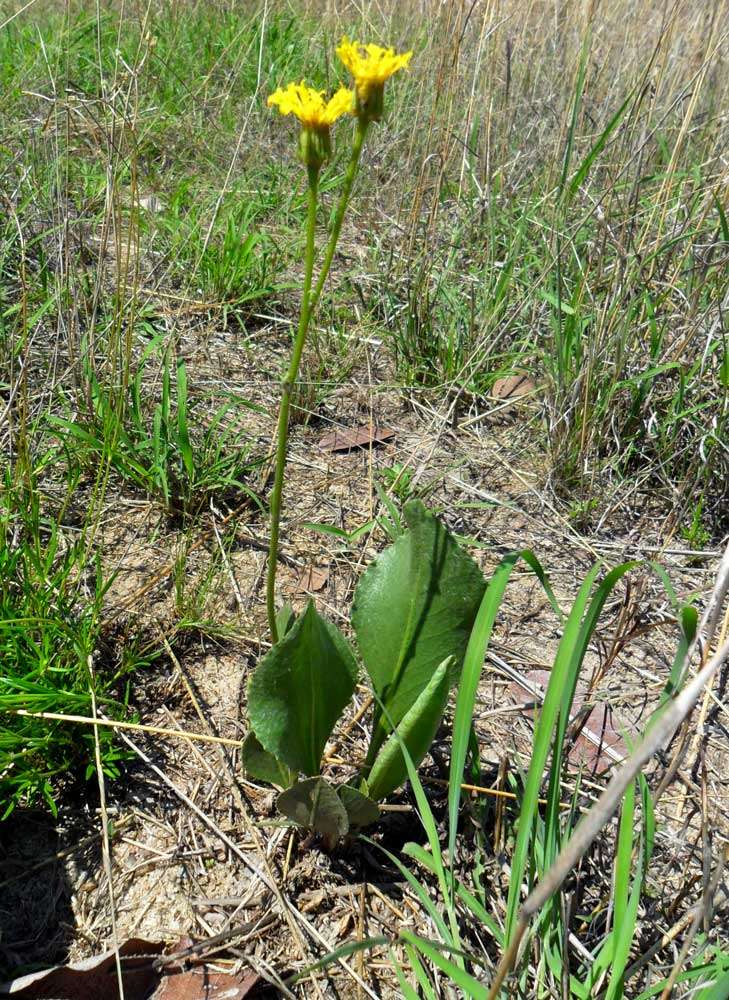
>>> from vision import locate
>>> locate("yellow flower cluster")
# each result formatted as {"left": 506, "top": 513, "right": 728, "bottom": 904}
{"left": 267, "top": 82, "right": 353, "bottom": 129}
{"left": 268, "top": 37, "right": 412, "bottom": 156}
{"left": 336, "top": 38, "right": 412, "bottom": 108}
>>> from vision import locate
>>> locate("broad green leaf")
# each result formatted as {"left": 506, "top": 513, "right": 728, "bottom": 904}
{"left": 240, "top": 732, "right": 295, "bottom": 788}
{"left": 275, "top": 601, "right": 296, "bottom": 638}
{"left": 338, "top": 784, "right": 380, "bottom": 828}
{"left": 277, "top": 776, "right": 348, "bottom": 841}
{"left": 364, "top": 672, "right": 464, "bottom": 953}
{"left": 352, "top": 500, "right": 485, "bottom": 763}
{"left": 366, "top": 658, "right": 451, "bottom": 801}
{"left": 248, "top": 601, "right": 357, "bottom": 776}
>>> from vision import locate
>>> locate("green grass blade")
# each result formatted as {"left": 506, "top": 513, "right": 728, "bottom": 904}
{"left": 558, "top": 32, "right": 590, "bottom": 197}
{"left": 693, "top": 968, "right": 729, "bottom": 1000}
{"left": 283, "top": 935, "right": 389, "bottom": 986}
{"left": 504, "top": 562, "right": 601, "bottom": 941}
{"left": 567, "top": 88, "right": 635, "bottom": 201}
{"left": 605, "top": 839, "right": 644, "bottom": 1000}
{"left": 405, "top": 842, "right": 503, "bottom": 945}
{"left": 399, "top": 931, "right": 488, "bottom": 998}
{"left": 542, "top": 562, "right": 639, "bottom": 874}
{"left": 364, "top": 837, "right": 452, "bottom": 945}
{"left": 612, "top": 779, "right": 636, "bottom": 939}
{"left": 175, "top": 357, "right": 195, "bottom": 479}
{"left": 402, "top": 944, "right": 437, "bottom": 999}
{"left": 448, "top": 550, "right": 560, "bottom": 868}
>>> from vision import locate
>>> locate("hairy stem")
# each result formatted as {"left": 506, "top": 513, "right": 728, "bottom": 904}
{"left": 266, "top": 164, "right": 320, "bottom": 641}
{"left": 309, "top": 117, "right": 370, "bottom": 315}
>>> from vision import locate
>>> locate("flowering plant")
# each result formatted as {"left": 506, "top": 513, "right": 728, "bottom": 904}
{"left": 243, "top": 39, "right": 482, "bottom": 845}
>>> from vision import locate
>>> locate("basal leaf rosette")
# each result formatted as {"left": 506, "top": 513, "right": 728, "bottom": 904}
{"left": 336, "top": 38, "right": 412, "bottom": 121}
{"left": 267, "top": 81, "right": 354, "bottom": 167}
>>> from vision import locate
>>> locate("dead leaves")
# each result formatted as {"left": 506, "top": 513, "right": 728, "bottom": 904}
{"left": 318, "top": 424, "right": 395, "bottom": 453}
{"left": 294, "top": 565, "right": 329, "bottom": 593}
{"left": 489, "top": 373, "right": 536, "bottom": 402}
{"left": 0, "top": 938, "right": 268, "bottom": 1000}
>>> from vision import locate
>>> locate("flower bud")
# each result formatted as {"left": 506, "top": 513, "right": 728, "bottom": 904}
{"left": 355, "top": 83, "right": 385, "bottom": 123}
{"left": 298, "top": 125, "right": 331, "bottom": 168}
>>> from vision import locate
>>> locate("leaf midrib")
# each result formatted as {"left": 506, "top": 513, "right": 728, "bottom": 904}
{"left": 385, "top": 517, "right": 429, "bottom": 713}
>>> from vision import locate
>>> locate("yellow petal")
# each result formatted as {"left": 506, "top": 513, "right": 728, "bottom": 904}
{"left": 323, "top": 86, "right": 355, "bottom": 124}
{"left": 268, "top": 80, "right": 353, "bottom": 128}
{"left": 336, "top": 37, "right": 412, "bottom": 87}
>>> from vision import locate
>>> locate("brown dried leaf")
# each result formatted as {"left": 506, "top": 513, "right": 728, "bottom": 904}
{"left": 506, "top": 670, "right": 630, "bottom": 774}
{"left": 153, "top": 969, "right": 263, "bottom": 999}
{"left": 295, "top": 565, "right": 329, "bottom": 593}
{"left": 0, "top": 938, "right": 163, "bottom": 999}
{"left": 318, "top": 425, "right": 395, "bottom": 452}
{"left": 490, "top": 374, "right": 536, "bottom": 401}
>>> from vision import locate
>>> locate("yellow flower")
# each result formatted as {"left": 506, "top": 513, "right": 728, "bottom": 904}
{"left": 336, "top": 38, "right": 412, "bottom": 119}
{"left": 267, "top": 81, "right": 354, "bottom": 129}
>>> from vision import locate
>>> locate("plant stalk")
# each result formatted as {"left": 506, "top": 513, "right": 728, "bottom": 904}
{"left": 266, "top": 164, "right": 320, "bottom": 641}
{"left": 265, "top": 118, "right": 370, "bottom": 642}
{"left": 309, "top": 117, "right": 370, "bottom": 314}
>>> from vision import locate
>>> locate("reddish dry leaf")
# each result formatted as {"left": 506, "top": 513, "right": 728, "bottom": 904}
{"left": 490, "top": 374, "right": 536, "bottom": 401}
{"left": 294, "top": 565, "right": 329, "bottom": 592}
{"left": 318, "top": 424, "right": 395, "bottom": 452}
{"left": 153, "top": 969, "right": 263, "bottom": 999}
{"left": 1, "top": 941, "right": 265, "bottom": 1000}
{"left": 506, "top": 669, "right": 631, "bottom": 774}
{"left": 0, "top": 938, "right": 163, "bottom": 999}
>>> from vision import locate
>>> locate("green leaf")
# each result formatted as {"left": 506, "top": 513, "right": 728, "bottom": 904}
{"left": 504, "top": 561, "right": 638, "bottom": 942}
{"left": 352, "top": 500, "right": 485, "bottom": 763}
{"left": 566, "top": 87, "right": 635, "bottom": 201}
{"left": 448, "top": 549, "right": 557, "bottom": 870}
{"left": 404, "top": 842, "right": 504, "bottom": 945}
{"left": 275, "top": 601, "right": 296, "bottom": 638}
{"left": 399, "top": 931, "right": 488, "bottom": 998}
{"left": 338, "top": 784, "right": 380, "bottom": 828}
{"left": 391, "top": 953, "right": 424, "bottom": 1000}
{"left": 247, "top": 601, "right": 357, "bottom": 776}
{"left": 366, "top": 657, "right": 451, "bottom": 801}
{"left": 277, "top": 776, "right": 349, "bottom": 841}
{"left": 240, "top": 732, "right": 295, "bottom": 788}
{"left": 175, "top": 357, "right": 195, "bottom": 479}
{"left": 694, "top": 968, "right": 729, "bottom": 1000}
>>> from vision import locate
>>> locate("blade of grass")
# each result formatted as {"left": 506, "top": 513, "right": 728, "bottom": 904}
{"left": 399, "top": 930, "right": 488, "bottom": 999}
{"left": 448, "top": 550, "right": 561, "bottom": 871}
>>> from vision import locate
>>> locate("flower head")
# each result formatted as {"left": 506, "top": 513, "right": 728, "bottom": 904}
{"left": 267, "top": 82, "right": 353, "bottom": 129}
{"left": 336, "top": 38, "right": 412, "bottom": 120}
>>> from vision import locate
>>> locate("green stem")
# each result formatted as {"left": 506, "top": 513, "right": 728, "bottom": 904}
{"left": 308, "top": 117, "right": 370, "bottom": 315}
{"left": 266, "top": 163, "right": 320, "bottom": 642}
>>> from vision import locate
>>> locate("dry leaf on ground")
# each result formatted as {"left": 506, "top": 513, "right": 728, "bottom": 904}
{"left": 0, "top": 938, "right": 163, "bottom": 999}
{"left": 318, "top": 424, "right": 395, "bottom": 452}
{"left": 294, "top": 565, "right": 329, "bottom": 592}
{"left": 490, "top": 374, "right": 536, "bottom": 401}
